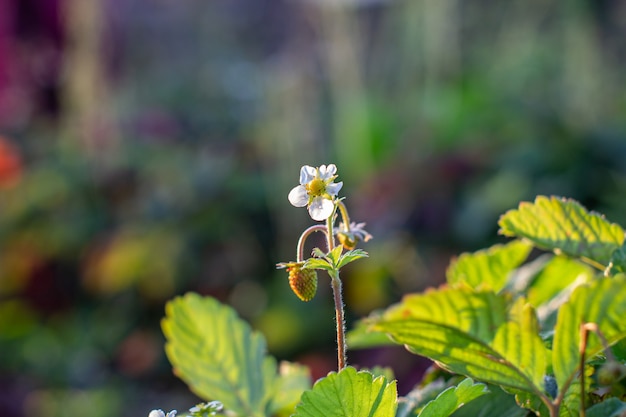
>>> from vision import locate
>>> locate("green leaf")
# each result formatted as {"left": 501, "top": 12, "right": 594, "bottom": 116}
{"left": 327, "top": 246, "right": 344, "bottom": 266}
{"left": 450, "top": 385, "right": 528, "bottom": 417}
{"left": 526, "top": 256, "right": 593, "bottom": 308}
{"left": 336, "top": 249, "right": 369, "bottom": 269}
{"left": 269, "top": 362, "right": 312, "bottom": 417}
{"left": 510, "top": 389, "right": 550, "bottom": 416}
{"left": 293, "top": 367, "right": 397, "bottom": 417}
{"left": 552, "top": 275, "right": 626, "bottom": 393}
{"left": 612, "top": 338, "right": 626, "bottom": 362}
{"left": 498, "top": 196, "right": 625, "bottom": 267}
{"left": 526, "top": 256, "right": 594, "bottom": 331}
{"left": 446, "top": 240, "right": 532, "bottom": 292}
{"left": 586, "top": 398, "right": 626, "bottom": 417}
{"left": 418, "top": 378, "right": 488, "bottom": 417}
{"left": 311, "top": 247, "right": 327, "bottom": 259}
{"left": 558, "top": 378, "right": 585, "bottom": 417}
{"left": 371, "top": 287, "right": 549, "bottom": 394}
{"left": 303, "top": 258, "right": 333, "bottom": 272}
{"left": 162, "top": 293, "right": 276, "bottom": 417}
{"left": 607, "top": 244, "right": 626, "bottom": 275}
{"left": 498, "top": 299, "right": 550, "bottom": 389}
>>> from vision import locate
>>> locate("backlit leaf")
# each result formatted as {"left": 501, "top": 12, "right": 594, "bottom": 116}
{"left": 372, "top": 287, "right": 549, "bottom": 394}
{"left": 162, "top": 293, "right": 276, "bottom": 417}
{"left": 526, "top": 256, "right": 592, "bottom": 309}
{"left": 498, "top": 196, "right": 624, "bottom": 267}
{"left": 446, "top": 240, "right": 532, "bottom": 292}
{"left": 552, "top": 275, "right": 626, "bottom": 392}
{"left": 293, "top": 367, "right": 397, "bottom": 417}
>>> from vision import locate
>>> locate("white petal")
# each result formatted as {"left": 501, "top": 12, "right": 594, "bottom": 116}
{"left": 308, "top": 197, "right": 334, "bottom": 221}
{"left": 318, "top": 164, "right": 337, "bottom": 179}
{"left": 149, "top": 411, "right": 166, "bottom": 417}
{"left": 166, "top": 412, "right": 177, "bottom": 417}
{"left": 288, "top": 185, "right": 309, "bottom": 207}
{"left": 300, "top": 165, "right": 316, "bottom": 185}
{"left": 326, "top": 181, "right": 343, "bottom": 196}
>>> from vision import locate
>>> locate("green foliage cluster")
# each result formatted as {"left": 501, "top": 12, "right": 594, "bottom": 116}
{"left": 162, "top": 196, "right": 626, "bottom": 416}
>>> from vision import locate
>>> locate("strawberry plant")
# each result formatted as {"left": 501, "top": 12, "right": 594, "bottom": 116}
{"left": 150, "top": 165, "right": 626, "bottom": 417}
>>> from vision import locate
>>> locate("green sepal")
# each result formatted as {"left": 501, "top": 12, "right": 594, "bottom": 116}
{"left": 311, "top": 247, "right": 327, "bottom": 259}
{"left": 326, "top": 245, "right": 344, "bottom": 265}
{"left": 303, "top": 257, "right": 333, "bottom": 272}
{"left": 336, "top": 249, "right": 369, "bottom": 269}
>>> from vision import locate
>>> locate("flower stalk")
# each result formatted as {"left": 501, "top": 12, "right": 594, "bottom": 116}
{"left": 278, "top": 164, "right": 371, "bottom": 371}
{"left": 330, "top": 269, "right": 347, "bottom": 370}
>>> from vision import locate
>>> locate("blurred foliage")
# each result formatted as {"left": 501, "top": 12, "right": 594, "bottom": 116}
{"left": 1, "top": 0, "right": 626, "bottom": 416}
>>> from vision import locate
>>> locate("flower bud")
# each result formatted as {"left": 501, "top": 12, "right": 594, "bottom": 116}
{"left": 335, "top": 222, "right": 372, "bottom": 250}
{"left": 288, "top": 265, "right": 318, "bottom": 302}
{"left": 337, "top": 231, "right": 358, "bottom": 250}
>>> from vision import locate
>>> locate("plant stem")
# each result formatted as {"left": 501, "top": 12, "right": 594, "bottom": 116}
{"left": 297, "top": 224, "right": 328, "bottom": 262}
{"left": 330, "top": 270, "right": 347, "bottom": 370}
{"left": 579, "top": 256, "right": 607, "bottom": 272}
{"left": 326, "top": 205, "right": 347, "bottom": 370}
{"left": 577, "top": 322, "right": 611, "bottom": 417}
{"left": 548, "top": 403, "right": 559, "bottom": 417}
{"left": 579, "top": 323, "right": 590, "bottom": 417}
{"left": 326, "top": 209, "right": 336, "bottom": 251}
{"left": 337, "top": 200, "right": 351, "bottom": 231}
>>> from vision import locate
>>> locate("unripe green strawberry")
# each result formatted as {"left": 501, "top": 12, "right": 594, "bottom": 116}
{"left": 288, "top": 266, "right": 318, "bottom": 302}
{"left": 597, "top": 361, "right": 626, "bottom": 386}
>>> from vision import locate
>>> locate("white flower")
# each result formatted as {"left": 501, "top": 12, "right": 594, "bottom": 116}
{"left": 288, "top": 164, "right": 343, "bottom": 221}
{"left": 148, "top": 410, "right": 176, "bottom": 417}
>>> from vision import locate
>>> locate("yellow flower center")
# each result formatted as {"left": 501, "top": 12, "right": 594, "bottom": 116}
{"left": 306, "top": 178, "right": 326, "bottom": 196}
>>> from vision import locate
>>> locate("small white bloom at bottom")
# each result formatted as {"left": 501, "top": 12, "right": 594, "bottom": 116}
{"left": 148, "top": 410, "right": 176, "bottom": 417}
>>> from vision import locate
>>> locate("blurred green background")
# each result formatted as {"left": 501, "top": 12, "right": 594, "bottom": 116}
{"left": 1, "top": 0, "right": 626, "bottom": 416}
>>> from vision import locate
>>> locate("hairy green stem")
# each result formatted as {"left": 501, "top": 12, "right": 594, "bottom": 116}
{"left": 327, "top": 202, "right": 347, "bottom": 370}
{"left": 330, "top": 270, "right": 347, "bottom": 370}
